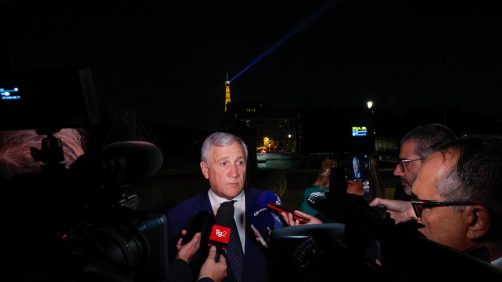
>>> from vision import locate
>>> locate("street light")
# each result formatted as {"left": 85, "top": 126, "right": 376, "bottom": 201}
{"left": 366, "top": 100, "right": 373, "bottom": 109}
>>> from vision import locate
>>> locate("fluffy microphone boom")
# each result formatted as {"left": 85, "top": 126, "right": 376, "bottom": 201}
{"left": 70, "top": 140, "right": 163, "bottom": 185}
{"left": 101, "top": 141, "right": 163, "bottom": 183}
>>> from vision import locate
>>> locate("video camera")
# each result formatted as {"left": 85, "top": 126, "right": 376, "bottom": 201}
{"left": 1, "top": 67, "right": 169, "bottom": 282}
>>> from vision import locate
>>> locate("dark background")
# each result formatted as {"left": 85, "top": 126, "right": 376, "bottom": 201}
{"left": 2, "top": 3, "right": 501, "bottom": 279}
{"left": 2, "top": 0, "right": 501, "bottom": 132}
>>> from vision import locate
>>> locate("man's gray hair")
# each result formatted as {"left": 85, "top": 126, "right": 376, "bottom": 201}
{"left": 436, "top": 136, "right": 502, "bottom": 225}
{"left": 201, "top": 132, "right": 248, "bottom": 163}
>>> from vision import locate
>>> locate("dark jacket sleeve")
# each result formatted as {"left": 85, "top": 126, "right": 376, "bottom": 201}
{"left": 167, "top": 259, "right": 193, "bottom": 282}
{"left": 197, "top": 278, "right": 214, "bottom": 282}
{"left": 167, "top": 259, "right": 215, "bottom": 282}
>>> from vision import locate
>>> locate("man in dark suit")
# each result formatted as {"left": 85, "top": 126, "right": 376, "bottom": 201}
{"left": 166, "top": 132, "right": 268, "bottom": 282}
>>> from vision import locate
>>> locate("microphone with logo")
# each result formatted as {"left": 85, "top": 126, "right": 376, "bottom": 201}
{"left": 248, "top": 191, "right": 284, "bottom": 248}
{"left": 208, "top": 201, "right": 234, "bottom": 260}
{"left": 180, "top": 210, "right": 213, "bottom": 245}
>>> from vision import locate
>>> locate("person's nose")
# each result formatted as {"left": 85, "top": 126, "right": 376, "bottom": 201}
{"left": 393, "top": 164, "right": 403, "bottom": 176}
{"left": 228, "top": 163, "right": 240, "bottom": 178}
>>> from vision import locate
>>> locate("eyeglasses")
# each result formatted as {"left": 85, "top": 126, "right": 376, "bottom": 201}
{"left": 411, "top": 199, "right": 477, "bottom": 218}
{"left": 397, "top": 158, "right": 424, "bottom": 172}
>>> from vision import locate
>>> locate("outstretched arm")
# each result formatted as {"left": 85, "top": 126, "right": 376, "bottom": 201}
{"left": 281, "top": 209, "right": 324, "bottom": 226}
{"left": 369, "top": 198, "right": 415, "bottom": 223}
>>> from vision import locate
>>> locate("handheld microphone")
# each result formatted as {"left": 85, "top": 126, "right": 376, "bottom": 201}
{"left": 248, "top": 191, "right": 284, "bottom": 248}
{"left": 267, "top": 203, "right": 310, "bottom": 224}
{"left": 208, "top": 201, "right": 234, "bottom": 254}
{"left": 256, "top": 190, "right": 283, "bottom": 207}
{"left": 308, "top": 191, "right": 389, "bottom": 224}
{"left": 180, "top": 210, "right": 213, "bottom": 245}
{"left": 307, "top": 191, "right": 336, "bottom": 218}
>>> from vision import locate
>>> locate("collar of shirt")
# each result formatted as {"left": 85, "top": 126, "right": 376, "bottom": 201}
{"left": 208, "top": 189, "right": 246, "bottom": 252}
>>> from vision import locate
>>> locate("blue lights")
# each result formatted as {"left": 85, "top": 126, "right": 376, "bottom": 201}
{"left": 0, "top": 87, "right": 21, "bottom": 100}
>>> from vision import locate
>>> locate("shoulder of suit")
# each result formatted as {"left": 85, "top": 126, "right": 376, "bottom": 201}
{"left": 167, "top": 192, "right": 209, "bottom": 213}
{"left": 244, "top": 187, "right": 263, "bottom": 196}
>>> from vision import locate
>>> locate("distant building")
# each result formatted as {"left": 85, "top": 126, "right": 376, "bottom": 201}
{"left": 221, "top": 100, "right": 401, "bottom": 157}
{"left": 222, "top": 102, "right": 300, "bottom": 154}
{"left": 218, "top": 80, "right": 502, "bottom": 157}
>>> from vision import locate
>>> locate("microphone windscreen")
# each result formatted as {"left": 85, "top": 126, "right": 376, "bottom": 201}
{"left": 181, "top": 210, "right": 213, "bottom": 244}
{"left": 307, "top": 191, "right": 326, "bottom": 208}
{"left": 71, "top": 141, "right": 163, "bottom": 186}
{"left": 249, "top": 191, "right": 284, "bottom": 247}
{"left": 103, "top": 141, "right": 163, "bottom": 181}
{"left": 256, "top": 190, "right": 282, "bottom": 207}
{"left": 209, "top": 201, "right": 234, "bottom": 247}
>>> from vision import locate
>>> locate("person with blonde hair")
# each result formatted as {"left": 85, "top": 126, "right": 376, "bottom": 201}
{"left": 299, "top": 157, "right": 337, "bottom": 216}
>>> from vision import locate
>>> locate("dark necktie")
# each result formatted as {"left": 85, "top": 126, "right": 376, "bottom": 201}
{"left": 222, "top": 201, "right": 244, "bottom": 282}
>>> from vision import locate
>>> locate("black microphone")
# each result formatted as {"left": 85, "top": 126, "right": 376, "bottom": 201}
{"left": 308, "top": 191, "right": 387, "bottom": 223}
{"left": 180, "top": 210, "right": 213, "bottom": 245}
{"left": 248, "top": 191, "right": 284, "bottom": 248}
{"left": 70, "top": 140, "right": 163, "bottom": 185}
{"left": 307, "top": 191, "right": 337, "bottom": 219}
{"left": 208, "top": 201, "right": 234, "bottom": 254}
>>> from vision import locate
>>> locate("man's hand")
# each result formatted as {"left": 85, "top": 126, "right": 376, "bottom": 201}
{"left": 176, "top": 230, "right": 201, "bottom": 263}
{"left": 369, "top": 198, "right": 415, "bottom": 223}
{"left": 281, "top": 210, "right": 323, "bottom": 226}
{"left": 198, "top": 246, "right": 227, "bottom": 282}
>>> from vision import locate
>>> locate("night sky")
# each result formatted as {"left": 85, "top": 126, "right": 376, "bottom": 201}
{"left": 2, "top": 0, "right": 501, "bottom": 130}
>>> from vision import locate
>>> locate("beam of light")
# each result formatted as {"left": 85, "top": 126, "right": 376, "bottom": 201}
{"left": 229, "top": 0, "right": 338, "bottom": 83}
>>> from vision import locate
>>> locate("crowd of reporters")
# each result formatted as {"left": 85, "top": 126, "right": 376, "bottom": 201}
{"left": 2, "top": 124, "right": 502, "bottom": 282}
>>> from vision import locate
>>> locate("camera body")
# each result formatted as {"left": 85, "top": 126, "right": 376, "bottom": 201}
{"left": 1, "top": 67, "right": 166, "bottom": 281}
{"left": 3, "top": 161, "right": 168, "bottom": 282}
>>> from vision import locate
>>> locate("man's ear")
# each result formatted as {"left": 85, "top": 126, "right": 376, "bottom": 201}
{"left": 200, "top": 161, "right": 209, "bottom": 179}
{"left": 466, "top": 205, "right": 491, "bottom": 240}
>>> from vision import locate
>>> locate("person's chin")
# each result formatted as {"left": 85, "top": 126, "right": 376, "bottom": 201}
{"left": 226, "top": 183, "right": 243, "bottom": 192}
{"left": 403, "top": 185, "right": 412, "bottom": 196}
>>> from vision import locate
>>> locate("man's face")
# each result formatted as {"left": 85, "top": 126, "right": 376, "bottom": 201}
{"left": 394, "top": 141, "right": 423, "bottom": 195}
{"left": 352, "top": 157, "right": 359, "bottom": 174}
{"left": 411, "top": 151, "right": 472, "bottom": 251}
{"left": 200, "top": 141, "right": 247, "bottom": 199}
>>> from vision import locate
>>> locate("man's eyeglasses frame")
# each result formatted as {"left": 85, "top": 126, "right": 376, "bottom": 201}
{"left": 397, "top": 158, "right": 424, "bottom": 172}
{"left": 411, "top": 199, "right": 477, "bottom": 218}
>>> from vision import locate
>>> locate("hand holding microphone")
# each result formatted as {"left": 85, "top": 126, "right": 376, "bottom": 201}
{"left": 173, "top": 230, "right": 228, "bottom": 282}
{"left": 280, "top": 209, "right": 323, "bottom": 226}
{"left": 199, "top": 246, "right": 228, "bottom": 282}
{"left": 176, "top": 231, "right": 201, "bottom": 263}
{"left": 248, "top": 191, "right": 284, "bottom": 248}
{"left": 208, "top": 201, "right": 234, "bottom": 259}
{"left": 267, "top": 203, "right": 310, "bottom": 224}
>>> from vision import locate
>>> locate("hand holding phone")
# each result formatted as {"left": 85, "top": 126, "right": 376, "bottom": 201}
{"left": 267, "top": 203, "right": 310, "bottom": 224}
